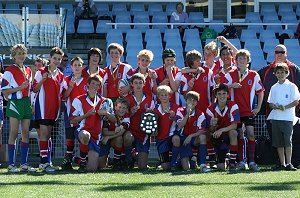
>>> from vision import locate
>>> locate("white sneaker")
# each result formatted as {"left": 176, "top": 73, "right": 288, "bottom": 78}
{"left": 40, "top": 163, "right": 56, "bottom": 173}
{"left": 20, "top": 164, "right": 37, "bottom": 172}
{"left": 249, "top": 162, "right": 260, "bottom": 172}
{"left": 236, "top": 161, "right": 247, "bottom": 171}
{"left": 199, "top": 164, "right": 210, "bottom": 173}
{"left": 8, "top": 164, "right": 20, "bottom": 173}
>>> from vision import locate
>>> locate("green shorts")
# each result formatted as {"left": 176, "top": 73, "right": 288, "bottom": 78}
{"left": 6, "top": 97, "right": 32, "bottom": 120}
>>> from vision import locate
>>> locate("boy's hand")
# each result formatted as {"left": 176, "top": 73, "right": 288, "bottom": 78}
{"left": 42, "top": 73, "right": 48, "bottom": 81}
{"left": 85, "top": 108, "right": 96, "bottom": 118}
{"left": 217, "top": 36, "right": 228, "bottom": 44}
{"left": 131, "top": 106, "right": 139, "bottom": 115}
{"left": 183, "top": 135, "right": 192, "bottom": 146}
{"left": 160, "top": 78, "right": 170, "bottom": 86}
{"left": 232, "top": 82, "right": 242, "bottom": 89}
{"left": 211, "top": 118, "right": 218, "bottom": 127}
{"left": 97, "top": 109, "right": 107, "bottom": 116}
{"left": 119, "top": 85, "right": 130, "bottom": 96}
{"left": 102, "top": 136, "right": 109, "bottom": 145}
{"left": 69, "top": 79, "right": 76, "bottom": 87}
{"left": 196, "top": 67, "right": 204, "bottom": 74}
{"left": 279, "top": 105, "right": 285, "bottom": 111}
{"left": 169, "top": 110, "right": 176, "bottom": 120}
{"left": 251, "top": 107, "right": 260, "bottom": 115}
{"left": 213, "top": 129, "right": 223, "bottom": 138}
{"left": 188, "top": 78, "right": 195, "bottom": 88}
{"left": 149, "top": 71, "right": 157, "bottom": 79}
{"left": 19, "top": 81, "right": 29, "bottom": 90}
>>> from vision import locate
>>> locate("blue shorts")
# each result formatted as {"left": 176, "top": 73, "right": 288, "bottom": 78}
{"left": 99, "top": 141, "right": 111, "bottom": 157}
{"left": 135, "top": 138, "right": 150, "bottom": 154}
{"left": 0, "top": 108, "right": 3, "bottom": 124}
{"left": 75, "top": 129, "right": 100, "bottom": 154}
{"left": 179, "top": 135, "right": 196, "bottom": 158}
{"left": 156, "top": 137, "right": 172, "bottom": 154}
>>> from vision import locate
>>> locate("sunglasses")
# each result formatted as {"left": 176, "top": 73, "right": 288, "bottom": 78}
{"left": 275, "top": 51, "right": 285, "bottom": 54}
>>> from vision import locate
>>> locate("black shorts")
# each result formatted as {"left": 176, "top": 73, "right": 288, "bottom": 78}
{"left": 239, "top": 116, "right": 255, "bottom": 127}
{"left": 30, "top": 120, "right": 40, "bottom": 129}
{"left": 37, "top": 119, "right": 56, "bottom": 126}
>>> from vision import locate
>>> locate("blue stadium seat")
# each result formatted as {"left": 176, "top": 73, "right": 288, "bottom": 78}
{"left": 130, "top": 3, "right": 145, "bottom": 15}
{"left": 126, "top": 46, "right": 143, "bottom": 58}
{"left": 146, "top": 42, "right": 163, "bottom": 53}
{"left": 263, "top": 13, "right": 280, "bottom": 23}
{"left": 152, "top": 12, "right": 168, "bottom": 32}
{"left": 278, "top": 4, "right": 294, "bottom": 17}
{"left": 125, "top": 29, "right": 142, "bottom": 42}
{"left": 281, "top": 13, "right": 298, "bottom": 23}
{"left": 145, "top": 29, "right": 161, "bottom": 43}
{"left": 5, "top": 3, "right": 20, "bottom": 14}
{"left": 266, "top": 25, "right": 282, "bottom": 34}
{"left": 266, "top": 53, "right": 274, "bottom": 63}
{"left": 115, "top": 13, "right": 131, "bottom": 32}
{"left": 106, "top": 29, "right": 123, "bottom": 41}
{"left": 66, "top": 15, "right": 75, "bottom": 34}
{"left": 250, "top": 56, "right": 267, "bottom": 71}
{"left": 260, "top": 30, "right": 276, "bottom": 42}
{"left": 112, "top": 3, "right": 127, "bottom": 15}
{"left": 185, "top": 39, "right": 203, "bottom": 54}
{"left": 0, "top": 4, "right": 3, "bottom": 14}
{"left": 289, "top": 55, "right": 300, "bottom": 66}
{"left": 95, "top": 3, "right": 109, "bottom": 12}
{"left": 150, "top": 58, "right": 163, "bottom": 70}
{"left": 148, "top": 3, "right": 162, "bottom": 16}
{"left": 25, "top": 4, "right": 38, "bottom": 14}
{"left": 263, "top": 39, "right": 279, "bottom": 54}
{"left": 40, "top": 4, "right": 57, "bottom": 14}
{"left": 228, "top": 39, "right": 241, "bottom": 49}
{"left": 77, "top": 19, "right": 94, "bottom": 33}
{"left": 189, "top": 12, "right": 204, "bottom": 28}
{"left": 260, "top": 3, "right": 276, "bottom": 16}
{"left": 164, "top": 29, "right": 180, "bottom": 42}
{"left": 284, "top": 39, "right": 300, "bottom": 48}
{"left": 296, "top": 4, "right": 300, "bottom": 17}
{"left": 240, "top": 29, "right": 257, "bottom": 42}
{"left": 60, "top": 4, "right": 73, "bottom": 10}
{"left": 245, "top": 46, "right": 264, "bottom": 58}
{"left": 209, "top": 20, "right": 224, "bottom": 34}
{"left": 245, "top": 12, "right": 261, "bottom": 23}
{"left": 287, "top": 46, "right": 300, "bottom": 57}
{"left": 96, "top": 20, "right": 112, "bottom": 33}
{"left": 280, "top": 29, "right": 295, "bottom": 38}
{"left": 125, "top": 55, "right": 138, "bottom": 67}
{"left": 176, "top": 53, "right": 185, "bottom": 68}
{"left": 126, "top": 38, "right": 143, "bottom": 50}
{"left": 166, "top": 3, "right": 177, "bottom": 16}
{"left": 183, "top": 29, "right": 200, "bottom": 42}
{"left": 133, "top": 11, "right": 149, "bottom": 30}
{"left": 247, "top": 25, "right": 264, "bottom": 34}
{"left": 165, "top": 39, "right": 183, "bottom": 53}
{"left": 244, "top": 39, "right": 261, "bottom": 49}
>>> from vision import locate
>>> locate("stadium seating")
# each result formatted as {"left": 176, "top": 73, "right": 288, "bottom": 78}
{"left": 148, "top": 3, "right": 163, "bottom": 16}
{"left": 240, "top": 29, "right": 257, "bottom": 42}
{"left": 166, "top": 3, "right": 177, "bottom": 16}
{"left": 77, "top": 19, "right": 94, "bottom": 34}
{"left": 96, "top": 20, "right": 112, "bottom": 34}
{"left": 4, "top": 3, "right": 20, "bottom": 14}
{"left": 112, "top": 3, "right": 127, "bottom": 15}
{"left": 152, "top": 12, "right": 169, "bottom": 32}
{"left": 278, "top": 4, "right": 294, "bottom": 17}
{"left": 245, "top": 12, "right": 261, "bottom": 23}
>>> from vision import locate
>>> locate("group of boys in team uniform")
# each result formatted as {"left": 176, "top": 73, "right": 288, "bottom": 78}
{"left": 2, "top": 38, "right": 271, "bottom": 173}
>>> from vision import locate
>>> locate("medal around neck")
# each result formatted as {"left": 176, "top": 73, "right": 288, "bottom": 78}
{"left": 140, "top": 111, "right": 159, "bottom": 135}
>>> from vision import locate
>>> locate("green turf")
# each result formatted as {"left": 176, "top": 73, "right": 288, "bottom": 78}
{"left": 0, "top": 165, "right": 300, "bottom": 198}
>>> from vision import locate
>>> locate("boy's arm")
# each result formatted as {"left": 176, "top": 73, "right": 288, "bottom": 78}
{"left": 252, "top": 91, "right": 264, "bottom": 115}
{"left": 212, "top": 123, "right": 237, "bottom": 138}
{"left": 166, "top": 66, "right": 180, "bottom": 92}
{"left": 33, "top": 72, "right": 48, "bottom": 93}
{"left": 62, "top": 80, "right": 75, "bottom": 100}
{"left": 70, "top": 108, "right": 95, "bottom": 124}
{"left": 284, "top": 100, "right": 299, "bottom": 110}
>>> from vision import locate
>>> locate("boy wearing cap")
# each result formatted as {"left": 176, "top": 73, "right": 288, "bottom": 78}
{"left": 155, "top": 49, "right": 182, "bottom": 105}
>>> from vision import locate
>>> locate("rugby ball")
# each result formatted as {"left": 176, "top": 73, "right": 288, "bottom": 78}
{"left": 118, "top": 79, "right": 129, "bottom": 89}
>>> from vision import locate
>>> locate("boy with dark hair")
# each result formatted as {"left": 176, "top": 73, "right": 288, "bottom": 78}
{"left": 61, "top": 56, "right": 88, "bottom": 170}
{"left": 124, "top": 73, "right": 155, "bottom": 170}
{"left": 171, "top": 91, "right": 209, "bottom": 172}
{"left": 267, "top": 63, "right": 300, "bottom": 171}
{"left": 33, "top": 47, "right": 65, "bottom": 172}
{"left": 206, "top": 84, "right": 240, "bottom": 171}
{"left": 70, "top": 74, "right": 116, "bottom": 172}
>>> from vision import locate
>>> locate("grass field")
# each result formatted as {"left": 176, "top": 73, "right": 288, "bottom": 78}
{"left": 1, "top": 164, "right": 300, "bottom": 198}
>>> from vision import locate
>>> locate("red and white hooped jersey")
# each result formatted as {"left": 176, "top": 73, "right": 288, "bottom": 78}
{"left": 103, "top": 63, "right": 132, "bottom": 98}
{"left": 1, "top": 64, "right": 32, "bottom": 99}
{"left": 224, "top": 67, "right": 265, "bottom": 117}
{"left": 33, "top": 67, "right": 64, "bottom": 120}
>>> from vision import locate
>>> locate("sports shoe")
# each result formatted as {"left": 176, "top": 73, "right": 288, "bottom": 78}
{"left": 236, "top": 161, "right": 247, "bottom": 171}
{"left": 78, "top": 163, "right": 87, "bottom": 173}
{"left": 61, "top": 154, "right": 73, "bottom": 171}
{"left": 8, "top": 164, "right": 20, "bottom": 173}
{"left": 199, "top": 164, "right": 210, "bottom": 173}
{"left": 249, "top": 162, "right": 260, "bottom": 172}
{"left": 285, "top": 164, "right": 297, "bottom": 171}
{"left": 20, "top": 164, "right": 36, "bottom": 172}
{"left": 40, "top": 163, "right": 56, "bottom": 173}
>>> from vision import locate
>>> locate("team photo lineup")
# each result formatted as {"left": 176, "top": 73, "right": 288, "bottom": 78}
{"left": 1, "top": 35, "right": 300, "bottom": 174}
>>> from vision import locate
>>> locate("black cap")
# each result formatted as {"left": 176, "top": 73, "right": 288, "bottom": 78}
{"left": 162, "top": 48, "right": 176, "bottom": 61}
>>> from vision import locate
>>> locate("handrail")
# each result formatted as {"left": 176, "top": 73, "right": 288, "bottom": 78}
{"left": 107, "top": 22, "right": 299, "bottom": 30}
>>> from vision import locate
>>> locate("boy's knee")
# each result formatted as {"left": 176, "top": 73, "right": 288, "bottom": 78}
{"left": 79, "top": 130, "right": 91, "bottom": 144}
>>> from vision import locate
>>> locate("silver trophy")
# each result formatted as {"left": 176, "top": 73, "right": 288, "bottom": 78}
{"left": 140, "top": 111, "right": 159, "bottom": 135}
